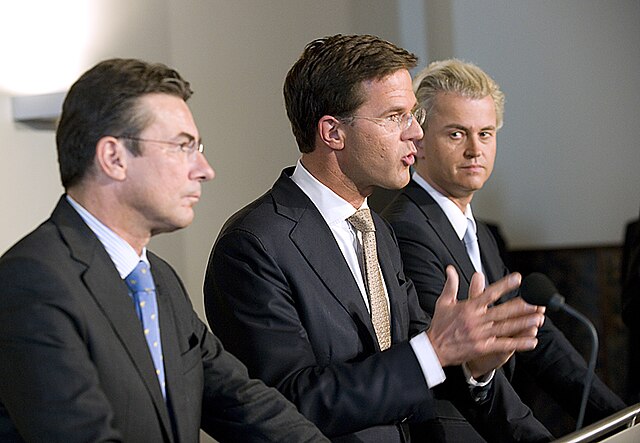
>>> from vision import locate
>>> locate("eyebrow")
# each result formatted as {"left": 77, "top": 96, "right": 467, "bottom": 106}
{"left": 443, "top": 123, "right": 496, "bottom": 132}
{"left": 380, "top": 103, "right": 416, "bottom": 116}
{"left": 175, "top": 132, "right": 199, "bottom": 142}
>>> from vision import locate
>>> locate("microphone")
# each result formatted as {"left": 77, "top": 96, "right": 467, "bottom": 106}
{"left": 520, "top": 272, "right": 599, "bottom": 431}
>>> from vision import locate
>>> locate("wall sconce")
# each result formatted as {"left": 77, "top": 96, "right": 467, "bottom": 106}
{"left": 11, "top": 91, "right": 66, "bottom": 130}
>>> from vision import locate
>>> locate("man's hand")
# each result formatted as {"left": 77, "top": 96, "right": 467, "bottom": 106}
{"left": 427, "top": 266, "right": 544, "bottom": 376}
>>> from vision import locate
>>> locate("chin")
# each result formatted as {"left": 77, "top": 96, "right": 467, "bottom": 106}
{"left": 154, "top": 214, "right": 195, "bottom": 235}
{"left": 390, "top": 174, "right": 411, "bottom": 190}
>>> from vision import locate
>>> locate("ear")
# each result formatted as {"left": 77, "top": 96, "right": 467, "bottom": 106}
{"left": 317, "top": 115, "right": 345, "bottom": 151}
{"left": 95, "top": 136, "right": 129, "bottom": 181}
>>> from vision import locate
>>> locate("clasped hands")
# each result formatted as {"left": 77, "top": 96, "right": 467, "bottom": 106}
{"left": 427, "top": 266, "right": 545, "bottom": 379}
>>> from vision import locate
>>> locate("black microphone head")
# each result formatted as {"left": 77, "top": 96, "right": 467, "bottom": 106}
{"left": 521, "top": 272, "right": 565, "bottom": 311}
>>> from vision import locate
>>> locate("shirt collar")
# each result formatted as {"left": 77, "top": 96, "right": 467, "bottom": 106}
{"left": 66, "top": 195, "right": 149, "bottom": 278}
{"left": 291, "top": 159, "right": 367, "bottom": 225}
{"left": 412, "top": 172, "right": 476, "bottom": 241}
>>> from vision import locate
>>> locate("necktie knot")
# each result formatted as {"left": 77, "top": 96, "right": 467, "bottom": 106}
{"left": 126, "top": 261, "right": 154, "bottom": 294}
{"left": 463, "top": 218, "right": 477, "bottom": 247}
{"left": 348, "top": 208, "right": 376, "bottom": 233}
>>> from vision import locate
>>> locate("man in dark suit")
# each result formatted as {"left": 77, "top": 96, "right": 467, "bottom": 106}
{"left": 0, "top": 58, "right": 327, "bottom": 442}
{"left": 383, "top": 59, "right": 626, "bottom": 437}
{"left": 205, "top": 34, "right": 552, "bottom": 442}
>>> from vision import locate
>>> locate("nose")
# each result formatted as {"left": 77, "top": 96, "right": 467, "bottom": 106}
{"left": 192, "top": 151, "right": 215, "bottom": 182}
{"left": 464, "top": 136, "right": 482, "bottom": 158}
{"left": 403, "top": 116, "right": 424, "bottom": 142}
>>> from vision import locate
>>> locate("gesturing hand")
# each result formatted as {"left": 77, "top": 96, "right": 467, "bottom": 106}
{"left": 427, "top": 266, "right": 544, "bottom": 377}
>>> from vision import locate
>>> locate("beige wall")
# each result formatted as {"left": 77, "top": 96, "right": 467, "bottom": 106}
{"left": 0, "top": 0, "right": 172, "bottom": 255}
{"left": 2, "top": 0, "right": 639, "bottom": 324}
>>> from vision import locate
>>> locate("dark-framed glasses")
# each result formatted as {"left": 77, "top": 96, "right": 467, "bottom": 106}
{"left": 116, "top": 135, "right": 204, "bottom": 155}
{"left": 341, "top": 107, "right": 426, "bottom": 132}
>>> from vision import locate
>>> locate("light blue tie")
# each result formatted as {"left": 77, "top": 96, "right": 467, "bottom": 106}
{"left": 463, "top": 217, "right": 483, "bottom": 275}
{"left": 125, "top": 261, "right": 166, "bottom": 398}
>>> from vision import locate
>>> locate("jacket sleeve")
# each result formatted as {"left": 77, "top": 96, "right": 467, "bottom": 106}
{"left": 196, "top": 315, "right": 328, "bottom": 442}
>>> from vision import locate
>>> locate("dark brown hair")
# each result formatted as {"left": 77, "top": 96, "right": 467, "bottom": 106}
{"left": 283, "top": 34, "right": 417, "bottom": 153}
{"left": 56, "top": 58, "right": 192, "bottom": 189}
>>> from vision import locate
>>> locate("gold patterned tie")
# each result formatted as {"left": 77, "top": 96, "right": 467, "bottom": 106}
{"left": 348, "top": 208, "right": 391, "bottom": 351}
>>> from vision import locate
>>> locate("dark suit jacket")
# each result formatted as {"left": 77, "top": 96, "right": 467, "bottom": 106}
{"left": 621, "top": 218, "right": 640, "bottom": 401}
{"left": 0, "top": 197, "right": 326, "bottom": 443}
{"left": 383, "top": 179, "right": 626, "bottom": 429}
{"left": 205, "top": 168, "right": 552, "bottom": 442}
{"left": 622, "top": 219, "right": 640, "bottom": 328}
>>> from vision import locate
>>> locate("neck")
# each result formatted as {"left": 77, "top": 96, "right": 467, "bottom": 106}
{"left": 301, "top": 154, "right": 367, "bottom": 209}
{"left": 414, "top": 170, "right": 472, "bottom": 213}
{"left": 67, "top": 185, "right": 150, "bottom": 255}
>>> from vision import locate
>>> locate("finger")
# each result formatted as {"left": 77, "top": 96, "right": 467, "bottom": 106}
{"left": 475, "top": 272, "right": 522, "bottom": 307}
{"left": 491, "top": 312, "right": 544, "bottom": 337}
{"left": 438, "top": 265, "right": 459, "bottom": 306}
{"left": 497, "top": 336, "right": 538, "bottom": 352}
{"left": 537, "top": 305, "right": 547, "bottom": 315}
{"left": 485, "top": 297, "right": 539, "bottom": 323}
{"left": 468, "top": 272, "right": 485, "bottom": 299}
{"left": 479, "top": 335, "right": 538, "bottom": 355}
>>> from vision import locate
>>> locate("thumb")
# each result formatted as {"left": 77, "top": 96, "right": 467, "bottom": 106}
{"left": 439, "top": 265, "right": 460, "bottom": 306}
{"left": 468, "top": 272, "right": 485, "bottom": 299}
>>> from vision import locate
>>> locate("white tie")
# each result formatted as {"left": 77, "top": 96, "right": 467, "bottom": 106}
{"left": 463, "top": 218, "right": 483, "bottom": 275}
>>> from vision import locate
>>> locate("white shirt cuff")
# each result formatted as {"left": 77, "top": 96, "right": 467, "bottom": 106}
{"left": 461, "top": 362, "right": 495, "bottom": 387}
{"left": 409, "top": 331, "right": 446, "bottom": 388}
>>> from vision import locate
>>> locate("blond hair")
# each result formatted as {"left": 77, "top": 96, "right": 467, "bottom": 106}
{"left": 413, "top": 59, "right": 505, "bottom": 130}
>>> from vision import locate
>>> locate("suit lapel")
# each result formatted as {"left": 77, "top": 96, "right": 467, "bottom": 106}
{"left": 272, "top": 171, "right": 378, "bottom": 346}
{"left": 149, "top": 256, "right": 187, "bottom": 442}
{"left": 404, "top": 181, "right": 477, "bottom": 296}
{"left": 373, "top": 215, "right": 409, "bottom": 343}
{"left": 477, "top": 225, "right": 502, "bottom": 285}
{"left": 52, "top": 198, "right": 173, "bottom": 440}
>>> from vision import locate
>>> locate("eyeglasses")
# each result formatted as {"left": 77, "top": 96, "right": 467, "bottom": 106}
{"left": 116, "top": 136, "right": 204, "bottom": 156}
{"left": 341, "top": 107, "right": 426, "bottom": 132}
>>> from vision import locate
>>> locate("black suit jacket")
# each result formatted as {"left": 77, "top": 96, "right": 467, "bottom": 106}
{"left": 383, "top": 179, "right": 626, "bottom": 428}
{"left": 0, "top": 197, "right": 326, "bottom": 443}
{"left": 205, "top": 168, "right": 552, "bottom": 442}
{"left": 621, "top": 218, "right": 640, "bottom": 401}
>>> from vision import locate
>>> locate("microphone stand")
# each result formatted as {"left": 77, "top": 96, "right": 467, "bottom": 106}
{"left": 562, "top": 304, "right": 599, "bottom": 431}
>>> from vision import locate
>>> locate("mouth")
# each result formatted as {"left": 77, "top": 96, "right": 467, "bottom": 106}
{"left": 402, "top": 154, "right": 415, "bottom": 167}
{"left": 185, "top": 194, "right": 201, "bottom": 205}
{"left": 460, "top": 164, "right": 484, "bottom": 173}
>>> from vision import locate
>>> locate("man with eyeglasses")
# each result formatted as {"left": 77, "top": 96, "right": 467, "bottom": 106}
{"left": 0, "top": 58, "right": 328, "bottom": 442}
{"left": 204, "top": 34, "right": 553, "bottom": 442}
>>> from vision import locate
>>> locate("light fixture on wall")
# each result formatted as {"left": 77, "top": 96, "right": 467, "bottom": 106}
{"left": 11, "top": 91, "right": 66, "bottom": 130}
